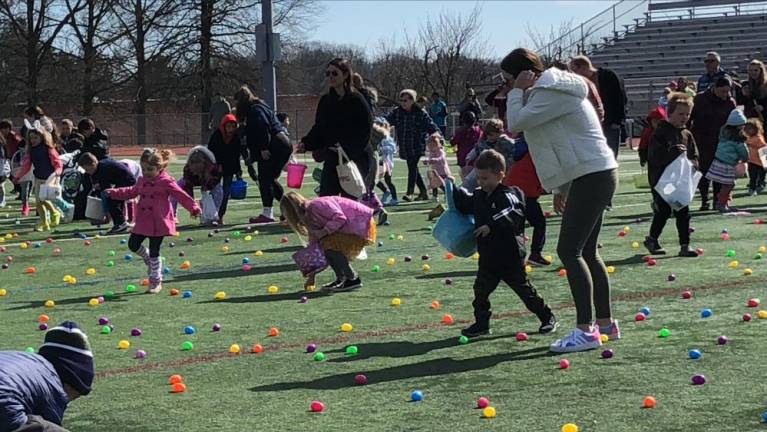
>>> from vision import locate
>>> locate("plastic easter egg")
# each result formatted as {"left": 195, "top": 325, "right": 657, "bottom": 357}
{"left": 640, "top": 307, "right": 651, "bottom": 316}
{"left": 477, "top": 397, "right": 490, "bottom": 408}
{"left": 743, "top": 313, "right": 753, "bottom": 322}
{"left": 313, "top": 352, "right": 325, "bottom": 361}
{"left": 310, "top": 401, "right": 324, "bottom": 412}
{"left": 386, "top": 257, "right": 396, "bottom": 266}
{"left": 181, "top": 341, "right": 194, "bottom": 351}
{"left": 214, "top": 291, "right": 226, "bottom": 300}
{"left": 255, "top": 250, "right": 263, "bottom": 256}
{"left": 643, "top": 396, "right": 657, "bottom": 408}
{"left": 135, "top": 350, "right": 146, "bottom": 359}
{"left": 701, "top": 308, "right": 712, "bottom": 318}
{"left": 411, "top": 390, "right": 423, "bottom": 401}
{"left": 44, "top": 300, "right": 55, "bottom": 308}
{"left": 169, "top": 289, "right": 179, "bottom": 296}
{"left": 725, "top": 249, "right": 736, "bottom": 257}
{"left": 222, "top": 246, "right": 229, "bottom": 253}
{"left": 515, "top": 332, "right": 529, "bottom": 342}
{"left": 354, "top": 374, "right": 367, "bottom": 385}
{"left": 88, "top": 298, "right": 99, "bottom": 306}
{"left": 267, "top": 285, "right": 279, "bottom": 294}
{"left": 131, "top": 328, "right": 142, "bottom": 337}
{"left": 682, "top": 290, "right": 692, "bottom": 299}
{"left": 748, "top": 298, "right": 760, "bottom": 307}
{"left": 458, "top": 336, "right": 469, "bottom": 345}
{"left": 658, "top": 328, "right": 671, "bottom": 338}
{"left": 345, "top": 346, "right": 358, "bottom": 356}
{"left": 251, "top": 344, "right": 263, "bottom": 353}
{"left": 38, "top": 323, "right": 48, "bottom": 331}
{"left": 558, "top": 269, "right": 567, "bottom": 277}
{"left": 100, "top": 325, "right": 112, "bottom": 335}
{"left": 632, "top": 241, "right": 640, "bottom": 249}
{"left": 430, "top": 300, "right": 440, "bottom": 309}
{"left": 525, "top": 265, "right": 533, "bottom": 273}
{"left": 717, "top": 335, "right": 728, "bottom": 345}
{"left": 229, "top": 344, "right": 241, "bottom": 354}
{"left": 667, "top": 273, "right": 677, "bottom": 282}
{"left": 559, "top": 359, "right": 570, "bottom": 369}
{"left": 482, "top": 407, "right": 496, "bottom": 418}
{"left": 182, "top": 291, "right": 192, "bottom": 298}
{"left": 118, "top": 340, "right": 130, "bottom": 349}
{"left": 124, "top": 254, "right": 133, "bottom": 261}
{"left": 212, "top": 323, "right": 221, "bottom": 332}
{"left": 441, "top": 314, "right": 454, "bottom": 325}
{"left": 744, "top": 268, "right": 753, "bottom": 276}
{"left": 601, "top": 349, "right": 614, "bottom": 359}
{"left": 691, "top": 374, "right": 706, "bottom": 385}
{"left": 561, "top": 423, "right": 579, "bottom": 432}
{"left": 268, "top": 327, "right": 279, "bottom": 337}
{"left": 635, "top": 312, "right": 646, "bottom": 322}
{"left": 340, "top": 323, "right": 353, "bottom": 332}
{"left": 758, "top": 310, "right": 767, "bottom": 319}
{"left": 600, "top": 334, "right": 609, "bottom": 343}
{"left": 184, "top": 326, "right": 196, "bottom": 335}
{"left": 606, "top": 266, "right": 615, "bottom": 274}
{"left": 371, "top": 265, "right": 381, "bottom": 272}
{"left": 86, "top": 268, "right": 96, "bottom": 275}
{"left": 760, "top": 246, "right": 767, "bottom": 254}
{"left": 0, "top": 288, "right": 7, "bottom": 296}
{"left": 728, "top": 260, "right": 739, "bottom": 269}
{"left": 422, "top": 264, "right": 430, "bottom": 272}
{"left": 688, "top": 349, "right": 702, "bottom": 360}
{"left": 171, "top": 383, "right": 186, "bottom": 393}
{"left": 306, "top": 343, "right": 317, "bottom": 353}
{"left": 391, "top": 297, "right": 401, "bottom": 306}
{"left": 125, "top": 284, "right": 137, "bottom": 293}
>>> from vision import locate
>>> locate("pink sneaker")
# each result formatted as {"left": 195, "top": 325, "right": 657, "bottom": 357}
{"left": 21, "top": 204, "right": 29, "bottom": 216}
{"left": 249, "top": 215, "right": 276, "bottom": 224}
{"left": 597, "top": 320, "right": 621, "bottom": 341}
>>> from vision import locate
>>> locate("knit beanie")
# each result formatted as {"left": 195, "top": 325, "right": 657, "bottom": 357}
{"left": 726, "top": 108, "right": 747, "bottom": 127}
{"left": 38, "top": 321, "right": 94, "bottom": 396}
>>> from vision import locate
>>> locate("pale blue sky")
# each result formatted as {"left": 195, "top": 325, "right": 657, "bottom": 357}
{"left": 308, "top": 1, "right": 622, "bottom": 58}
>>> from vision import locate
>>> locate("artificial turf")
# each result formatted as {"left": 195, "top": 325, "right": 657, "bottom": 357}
{"left": 1, "top": 150, "right": 767, "bottom": 431}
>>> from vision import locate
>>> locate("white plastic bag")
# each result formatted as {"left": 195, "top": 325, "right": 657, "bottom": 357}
{"left": 654, "top": 154, "right": 702, "bottom": 211}
{"left": 336, "top": 146, "right": 365, "bottom": 198}
{"left": 200, "top": 190, "right": 219, "bottom": 224}
{"left": 39, "top": 174, "right": 62, "bottom": 201}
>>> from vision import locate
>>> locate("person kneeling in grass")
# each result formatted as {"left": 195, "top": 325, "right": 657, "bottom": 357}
{"left": 644, "top": 93, "right": 700, "bottom": 257}
{"left": 0, "top": 321, "right": 94, "bottom": 432}
{"left": 78, "top": 152, "right": 137, "bottom": 234}
{"left": 452, "top": 149, "right": 557, "bottom": 338}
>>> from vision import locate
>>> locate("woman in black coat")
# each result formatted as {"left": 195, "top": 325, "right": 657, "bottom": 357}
{"left": 235, "top": 85, "right": 293, "bottom": 224}
{"left": 300, "top": 58, "right": 373, "bottom": 197}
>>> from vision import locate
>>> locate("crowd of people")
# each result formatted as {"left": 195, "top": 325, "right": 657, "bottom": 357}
{"left": 2, "top": 43, "right": 767, "bottom": 431}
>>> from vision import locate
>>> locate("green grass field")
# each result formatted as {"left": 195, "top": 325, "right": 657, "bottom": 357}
{"left": 2, "top": 150, "right": 767, "bottom": 432}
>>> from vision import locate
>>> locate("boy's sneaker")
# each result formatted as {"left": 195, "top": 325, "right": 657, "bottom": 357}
{"left": 328, "top": 277, "right": 363, "bottom": 292}
{"left": 402, "top": 195, "right": 414, "bottom": 202}
{"left": 549, "top": 327, "right": 602, "bottom": 353}
{"left": 107, "top": 223, "right": 130, "bottom": 235}
{"left": 528, "top": 253, "right": 552, "bottom": 267}
{"left": 461, "top": 322, "right": 491, "bottom": 338}
{"left": 679, "top": 244, "right": 699, "bottom": 257}
{"left": 428, "top": 204, "right": 446, "bottom": 221}
{"left": 539, "top": 315, "right": 558, "bottom": 334}
{"left": 21, "top": 204, "right": 29, "bottom": 216}
{"left": 596, "top": 320, "right": 621, "bottom": 341}
{"left": 381, "top": 191, "right": 391, "bottom": 204}
{"left": 320, "top": 279, "right": 344, "bottom": 292}
{"left": 249, "top": 215, "right": 276, "bottom": 224}
{"left": 384, "top": 199, "right": 399, "bottom": 207}
{"left": 643, "top": 236, "right": 666, "bottom": 255}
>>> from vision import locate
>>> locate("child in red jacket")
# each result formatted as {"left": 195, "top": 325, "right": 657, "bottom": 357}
{"left": 638, "top": 107, "right": 667, "bottom": 167}
{"left": 503, "top": 135, "right": 550, "bottom": 266}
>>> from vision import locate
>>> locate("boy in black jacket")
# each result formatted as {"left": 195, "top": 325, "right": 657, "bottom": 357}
{"left": 78, "top": 152, "right": 136, "bottom": 234}
{"left": 453, "top": 149, "right": 557, "bottom": 338}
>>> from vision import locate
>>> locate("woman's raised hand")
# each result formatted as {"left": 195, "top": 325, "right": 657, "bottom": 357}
{"left": 513, "top": 71, "right": 536, "bottom": 91}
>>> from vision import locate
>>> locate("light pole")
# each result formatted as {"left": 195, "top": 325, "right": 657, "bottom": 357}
{"left": 259, "top": 0, "right": 278, "bottom": 110}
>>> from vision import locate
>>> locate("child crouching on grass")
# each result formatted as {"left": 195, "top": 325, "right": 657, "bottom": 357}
{"left": 452, "top": 149, "right": 556, "bottom": 338}
{"left": 106, "top": 149, "right": 200, "bottom": 294}
{"left": 282, "top": 191, "right": 376, "bottom": 293}
{"left": 644, "top": 93, "right": 700, "bottom": 257}
{"left": 0, "top": 321, "right": 94, "bottom": 432}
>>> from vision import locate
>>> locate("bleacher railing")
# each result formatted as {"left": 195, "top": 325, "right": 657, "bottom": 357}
{"left": 540, "top": 0, "right": 650, "bottom": 61}
{"left": 648, "top": 0, "right": 767, "bottom": 21}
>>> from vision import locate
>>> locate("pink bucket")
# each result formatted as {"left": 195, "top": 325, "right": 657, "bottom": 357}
{"left": 286, "top": 163, "right": 307, "bottom": 189}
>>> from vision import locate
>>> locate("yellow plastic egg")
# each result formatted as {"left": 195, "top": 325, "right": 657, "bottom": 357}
{"left": 391, "top": 297, "right": 401, "bottom": 307}
{"left": 68, "top": 278, "right": 77, "bottom": 284}
{"left": 340, "top": 323, "right": 353, "bottom": 332}
{"left": 86, "top": 268, "right": 96, "bottom": 275}
{"left": 561, "top": 424, "right": 579, "bottom": 432}
{"left": 759, "top": 246, "right": 767, "bottom": 254}
{"left": 422, "top": 264, "right": 431, "bottom": 272}
{"left": 600, "top": 334, "right": 609, "bottom": 343}
{"left": 222, "top": 246, "right": 229, "bottom": 253}
{"left": 758, "top": 310, "right": 767, "bottom": 319}
{"left": 20, "top": 243, "right": 28, "bottom": 249}
{"left": 88, "top": 298, "right": 99, "bottom": 306}
{"left": 632, "top": 242, "right": 640, "bottom": 249}
{"left": 244, "top": 235, "right": 252, "bottom": 241}
{"left": 255, "top": 250, "right": 264, "bottom": 256}
{"left": 118, "top": 340, "right": 130, "bottom": 349}
{"left": 525, "top": 265, "right": 533, "bottom": 273}
{"left": 44, "top": 300, "right": 55, "bottom": 308}
{"left": 229, "top": 344, "right": 241, "bottom": 354}
{"left": 397, "top": 235, "right": 404, "bottom": 241}
{"left": 386, "top": 258, "right": 396, "bottom": 266}
{"left": 729, "top": 260, "right": 739, "bottom": 269}
{"left": 0, "top": 288, "right": 7, "bottom": 296}
{"left": 544, "top": 255, "right": 553, "bottom": 263}
{"left": 623, "top": 226, "right": 630, "bottom": 233}
{"left": 305, "top": 285, "right": 316, "bottom": 292}
{"left": 744, "top": 268, "right": 753, "bottom": 276}
{"left": 267, "top": 285, "right": 279, "bottom": 294}
{"left": 215, "top": 291, "right": 226, "bottom": 300}
{"left": 607, "top": 266, "right": 616, "bottom": 274}
{"left": 482, "top": 407, "right": 496, "bottom": 418}
{"left": 63, "top": 275, "right": 72, "bottom": 283}
{"left": 472, "top": 252, "right": 480, "bottom": 260}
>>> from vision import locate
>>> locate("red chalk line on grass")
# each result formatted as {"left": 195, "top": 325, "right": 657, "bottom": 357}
{"left": 95, "top": 275, "right": 763, "bottom": 378}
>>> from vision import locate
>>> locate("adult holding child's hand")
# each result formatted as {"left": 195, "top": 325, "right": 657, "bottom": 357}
{"left": 502, "top": 48, "right": 619, "bottom": 353}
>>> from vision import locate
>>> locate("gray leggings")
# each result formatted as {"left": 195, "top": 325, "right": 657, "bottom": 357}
{"left": 556, "top": 169, "right": 618, "bottom": 325}
{"left": 325, "top": 250, "right": 356, "bottom": 280}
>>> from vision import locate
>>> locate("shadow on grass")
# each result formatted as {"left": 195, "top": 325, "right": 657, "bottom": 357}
{"left": 226, "top": 245, "right": 303, "bottom": 256}
{"left": 325, "top": 334, "right": 516, "bottom": 362}
{"left": 198, "top": 289, "right": 329, "bottom": 304}
{"left": 5, "top": 292, "right": 140, "bottom": 311}
{"left": 250, "top": 346, "right": 550, "bottom": 392}
{"left": 170, "top": 263, "right": 296, "bottom": 282}
{"left": 416, "top": 270, "right": 476, "bottom": 280}
{"left": 604, "top": 254, "right": 648, "bottom": 267}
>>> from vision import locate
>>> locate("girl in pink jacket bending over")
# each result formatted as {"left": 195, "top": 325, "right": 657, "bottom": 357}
{"left": 106, "top": 149, "right": 201, "bottom": 293}
{"left": 281, "top": 191, "right": 376, "bottom": 293}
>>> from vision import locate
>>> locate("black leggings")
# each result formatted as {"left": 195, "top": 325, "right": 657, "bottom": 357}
{"left": 128, "top": 234, "right": 164, "bottom": 258}
{"left": 406, "top": 156, "right": 427, "bottom": 196}
{"left": 257, "top": 144, "right": 291, "bottom": 208}
{"left": 376, "top": 172, "right": 397, "bottom": 199}
{"left": 748, "top": 162, "right": 766, "bottom": 190}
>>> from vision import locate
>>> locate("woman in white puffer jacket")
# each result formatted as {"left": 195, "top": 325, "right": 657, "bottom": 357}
{"left": 502, "top": 48, "right": 619, "bottom": 353}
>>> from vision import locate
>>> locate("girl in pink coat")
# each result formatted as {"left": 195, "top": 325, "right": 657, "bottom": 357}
{"left": 281, "top": 191, "right": 376, "bottom": 293}
{"left": 424, "top": 135, "right": 452, "bottom": 201}
{"left": 106, "top": 149, "right": 201, "bottom": 293}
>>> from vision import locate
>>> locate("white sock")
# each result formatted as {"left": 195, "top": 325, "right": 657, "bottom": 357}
{"left": 262, "top": 207, "right": 273, "bottom": 218}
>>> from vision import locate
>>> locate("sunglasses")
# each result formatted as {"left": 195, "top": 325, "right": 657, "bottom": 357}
{"left": 325, "top": 70, "right": 339, "bottom": 77}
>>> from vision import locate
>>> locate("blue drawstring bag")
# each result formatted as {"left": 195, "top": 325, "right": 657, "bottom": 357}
{"left": 432, "top": 180, "right": 477, "bottom": 257}
{"left": 230, "top": 179, "right": 248, "bottom": 200}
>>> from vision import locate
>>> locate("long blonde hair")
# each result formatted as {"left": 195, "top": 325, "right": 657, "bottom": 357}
{"left": 280, "top": 191, "right": 309, "bottom": 240}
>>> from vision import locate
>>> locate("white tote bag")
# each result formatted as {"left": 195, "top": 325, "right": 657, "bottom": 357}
{"left": 654, "top": 154, "right": 702, "bottom": 211}
{"left": 335, "top": 146, "right": 365, "bottom": 198}
{"left": 39, "top": 173, "right": 62, "bottom": 201}
{"left": 200, "top": 190, "right": 219, "bottom": 224}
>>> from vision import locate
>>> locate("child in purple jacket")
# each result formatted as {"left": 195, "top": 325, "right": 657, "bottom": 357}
{"left": 106, "top": 149, "right": 201, "bottom": 293}
{"left": 281, "top": 191, "right": 376, "bottom": 293}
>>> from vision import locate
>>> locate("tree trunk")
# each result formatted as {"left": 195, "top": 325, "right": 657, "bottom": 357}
{"left": 81, "top": 2, "right": 96, "bottom": 115}
{"left": 135, "top": 0, "right": 147, "bottom": 146}
{"left": 200, "top": 0, "right": 214, "bottom": 145}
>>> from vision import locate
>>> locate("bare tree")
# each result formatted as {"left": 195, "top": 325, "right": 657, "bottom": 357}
{"left": 525, "top": 18, "right": 593, "bottom": 63}
{"left": 113, "top": 0, "right": 190, "bottom": 145}
{"left": 0, "top": 0, "right": 85, "bottom": 104}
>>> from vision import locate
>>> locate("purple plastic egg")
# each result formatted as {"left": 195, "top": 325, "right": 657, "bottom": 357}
{"left": 404, "top": 256, "right": 412, "bottom": 262}
{"left": 691, "top": 374, "right": 706, "bottom": 385}
{"left": 135, "top": 350, "right": 146, "bottom": 359}
{"left": 601, "top": 349, "right": 614, "bottom": 359}
{"left": 97, "top": 296, "right": 105, "bottom": 304}
{"left": 306, "top": 343, "right": 317, "bottom": 353}
{"left": 98, "top": 317, "right": 109, "bottom": 325}
{"left": 299, "top": 296, "right": 308, "bottom": 303}
{"left": 212, "top": 323, "right": 221, "bottom": 332}
{"left": 39, "top": 323, "right": 48, "bottom": 331}
{"left": 445, "top": 278, "right": 453, "bottom": 285}
{"left": 131, "top": 328, "right": 142, "bottom": 337}
{"left": 717, "top": 335, "right": 728, "bottom": 345}
{"left": 667, "top": 274, "right": 676, "bottom": 282}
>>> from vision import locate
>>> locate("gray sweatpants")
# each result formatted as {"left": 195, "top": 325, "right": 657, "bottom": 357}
{"left": 556, "top": 169, "right": 618, "bottom": 325}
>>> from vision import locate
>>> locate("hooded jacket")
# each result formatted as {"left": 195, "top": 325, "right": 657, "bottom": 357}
{"left": 507, "top": 67, "right": 618, "bottom": 193}
{"left": 208, "top": 114, "right": 245, "bottom": 177}
{"left": 690, "top": 89, "right": 736, "bottom": 170}
{"left": 182, "top": 146, "right": 222, "bottom": 192}
{"left": 638, "top": 107, "right": 667, "bottom": 165}
{"left": 82, "top": 128, "right": 109, "bottom": 160}
{"left": 647, "top": 120, "right": 698, "bottom": 187}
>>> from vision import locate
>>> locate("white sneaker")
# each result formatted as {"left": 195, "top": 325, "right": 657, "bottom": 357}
{"left": 549, "top": 327, "right": 602, "bottom": 353}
